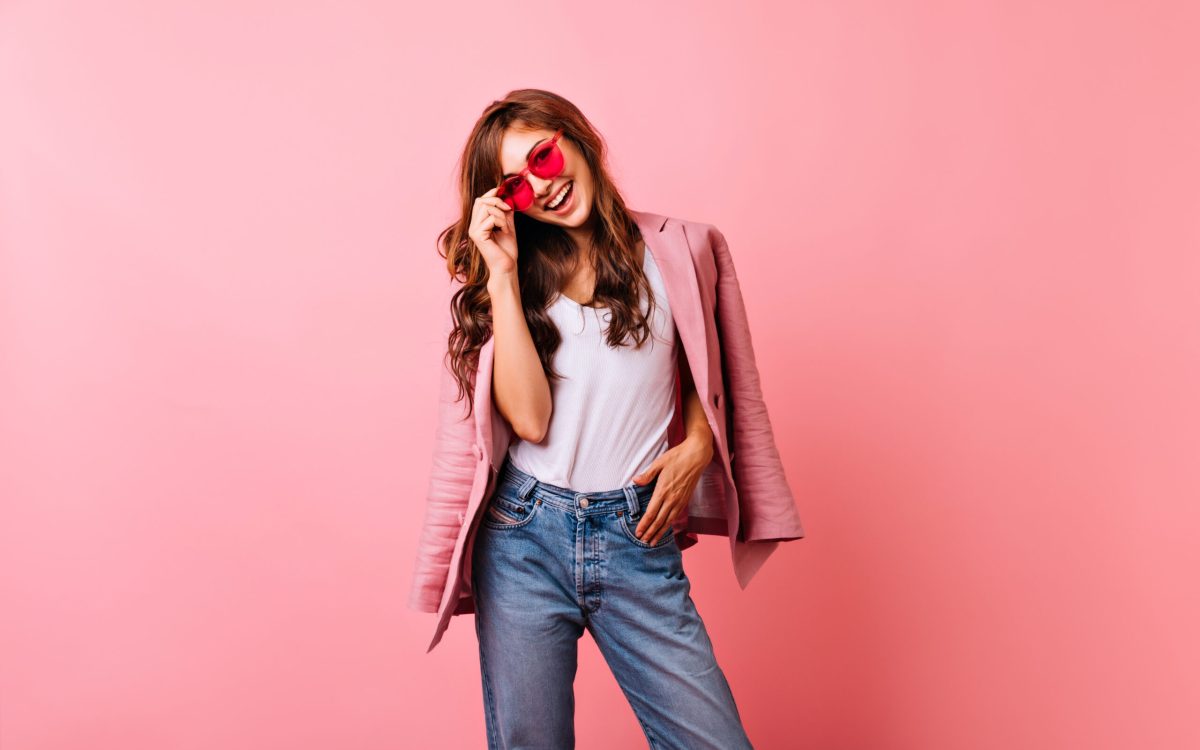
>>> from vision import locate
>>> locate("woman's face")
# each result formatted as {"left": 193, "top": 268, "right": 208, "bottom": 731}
{"left": 498, "top": 126, "right": 593, "bottom": 228}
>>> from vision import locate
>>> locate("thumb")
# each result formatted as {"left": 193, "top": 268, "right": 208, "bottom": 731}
{"left": 631, "top": 461, "right": 660, "bottom": 485}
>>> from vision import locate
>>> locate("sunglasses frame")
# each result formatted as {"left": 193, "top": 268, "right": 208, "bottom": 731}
{"left": 496, "top": 128, "right": 567, "bottom": 211}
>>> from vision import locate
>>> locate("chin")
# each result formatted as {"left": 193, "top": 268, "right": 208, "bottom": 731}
{"left": 559, "top": 206, "right": 590, "bottom": 227}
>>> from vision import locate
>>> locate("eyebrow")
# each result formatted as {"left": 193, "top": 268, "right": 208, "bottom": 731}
{"left": 502, "top": 137, "right": 549, "bottom": 179}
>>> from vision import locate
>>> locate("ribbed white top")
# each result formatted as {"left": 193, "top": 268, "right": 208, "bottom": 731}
{"left": 506, "top": 243, "right": 678, "bottom": 492}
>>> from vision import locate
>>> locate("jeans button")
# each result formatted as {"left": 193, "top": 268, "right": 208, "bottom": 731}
{"left": 579, "top": 497, "right": 590, "bottom": 508}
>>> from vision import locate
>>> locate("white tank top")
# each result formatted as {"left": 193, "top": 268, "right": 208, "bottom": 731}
{"left": 506, "top": 243, "right": 678, "bottom": 492}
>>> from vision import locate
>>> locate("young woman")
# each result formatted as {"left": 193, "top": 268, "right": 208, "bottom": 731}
{"left": 410, "top": 88, "right": 804, "bottom": 749}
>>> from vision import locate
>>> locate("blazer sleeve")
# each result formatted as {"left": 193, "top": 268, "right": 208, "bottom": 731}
{"left": 406, "top": 278, "right": 479, "bottom": 613}
{"left": 712, "top": 227, "right": 806, "bottom": 542}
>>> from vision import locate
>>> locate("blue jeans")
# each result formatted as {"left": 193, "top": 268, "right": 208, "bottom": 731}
{"left": 470, "top": 457, "right": 754, "bottom": 750}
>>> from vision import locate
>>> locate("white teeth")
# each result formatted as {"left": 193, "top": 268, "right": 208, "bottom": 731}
{"left": 548, "top": 181, "right": 571, "bottom": 209}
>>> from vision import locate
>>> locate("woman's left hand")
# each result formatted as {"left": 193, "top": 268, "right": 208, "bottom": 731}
{"left": 629, "top": 434, "right": 715, "bottom": 545}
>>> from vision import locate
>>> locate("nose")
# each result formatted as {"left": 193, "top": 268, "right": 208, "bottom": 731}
{"left": 527, "top": 174, "right": 555, "bottom": 200}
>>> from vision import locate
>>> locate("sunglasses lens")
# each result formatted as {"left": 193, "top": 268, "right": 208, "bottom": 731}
{"left": 498, "top": 176, "right": 534, "bottom": 211}
{"left": 528, "top": 140, "right": 565, "bottom": 179}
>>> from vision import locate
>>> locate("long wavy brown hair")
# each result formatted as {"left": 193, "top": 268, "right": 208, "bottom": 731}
{"left": 437, "top": 89, "right": 660, "bottom": 418}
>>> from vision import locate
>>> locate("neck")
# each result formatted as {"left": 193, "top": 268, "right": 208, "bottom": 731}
{"left": 563, "top": 212, "right": 599, "bottom": 255}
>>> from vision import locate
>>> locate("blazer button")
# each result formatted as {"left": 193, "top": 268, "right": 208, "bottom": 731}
{"left": 471, "top": 444, "right": 483, "bottom": 461}
{"left": 713, "top": 392, "right": 722, "bottom": 408}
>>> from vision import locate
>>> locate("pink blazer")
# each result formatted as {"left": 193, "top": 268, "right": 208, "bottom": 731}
{"left": 408, "top": 208, "right": 805, "bottom": 653}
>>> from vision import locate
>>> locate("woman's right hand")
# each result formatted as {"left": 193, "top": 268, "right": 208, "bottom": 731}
{"left": 469, "top": 187, "right": 518, "bottom": 278}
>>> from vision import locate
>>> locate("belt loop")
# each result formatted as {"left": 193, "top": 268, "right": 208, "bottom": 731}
{"left": 517, "top": 474, "right": 538, "bottom": 500}
{"left": 623, "top": 485, "right": 640, "bottom": 518}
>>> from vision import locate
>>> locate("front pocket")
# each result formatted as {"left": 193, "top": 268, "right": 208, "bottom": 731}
{"left": 619, "top": 512, "right": 676, "bottom": 549}
{"left": 481, "top": 492, "right": 538, "bottom": 530}
{"left": 486, "top": 503, "right": 525, "bottom": 525}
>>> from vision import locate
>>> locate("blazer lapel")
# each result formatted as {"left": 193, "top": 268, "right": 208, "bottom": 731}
{"left": 636, "top": 212, "right": 712, "bottom": 411}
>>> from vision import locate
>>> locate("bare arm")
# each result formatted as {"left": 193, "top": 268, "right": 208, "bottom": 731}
{"left": 488, "top": 270, "right": 552, "bottom": 442}
{"left": 677, "top": 333, "right": 714, "bottom": 451}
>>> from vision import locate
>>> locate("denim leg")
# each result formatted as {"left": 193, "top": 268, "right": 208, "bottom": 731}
{"left": 471, "top": 459, "right": 754, "bottom": 749}
{"left": 471, "top": 477, "right": 584, "bottom": 749}
{"left": 584, "top": 507, "right": 754, "bottom": 750}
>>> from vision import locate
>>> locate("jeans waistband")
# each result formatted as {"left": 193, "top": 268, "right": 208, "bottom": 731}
{"left": 496, "top": 455, "right": 659, "bottom": 519}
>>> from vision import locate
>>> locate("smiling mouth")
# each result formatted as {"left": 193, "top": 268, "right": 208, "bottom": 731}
{"left": 546, "top": 180, "right": 573, "bottom": 212}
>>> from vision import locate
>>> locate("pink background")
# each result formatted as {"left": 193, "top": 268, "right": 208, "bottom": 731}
{"left": 3, "top": 1, "right": 1198, "bottom": 748}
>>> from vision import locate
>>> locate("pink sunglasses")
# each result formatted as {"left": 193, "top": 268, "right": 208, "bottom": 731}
{"left": 496, "top": 129, "right": 566, "bottom": 211}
